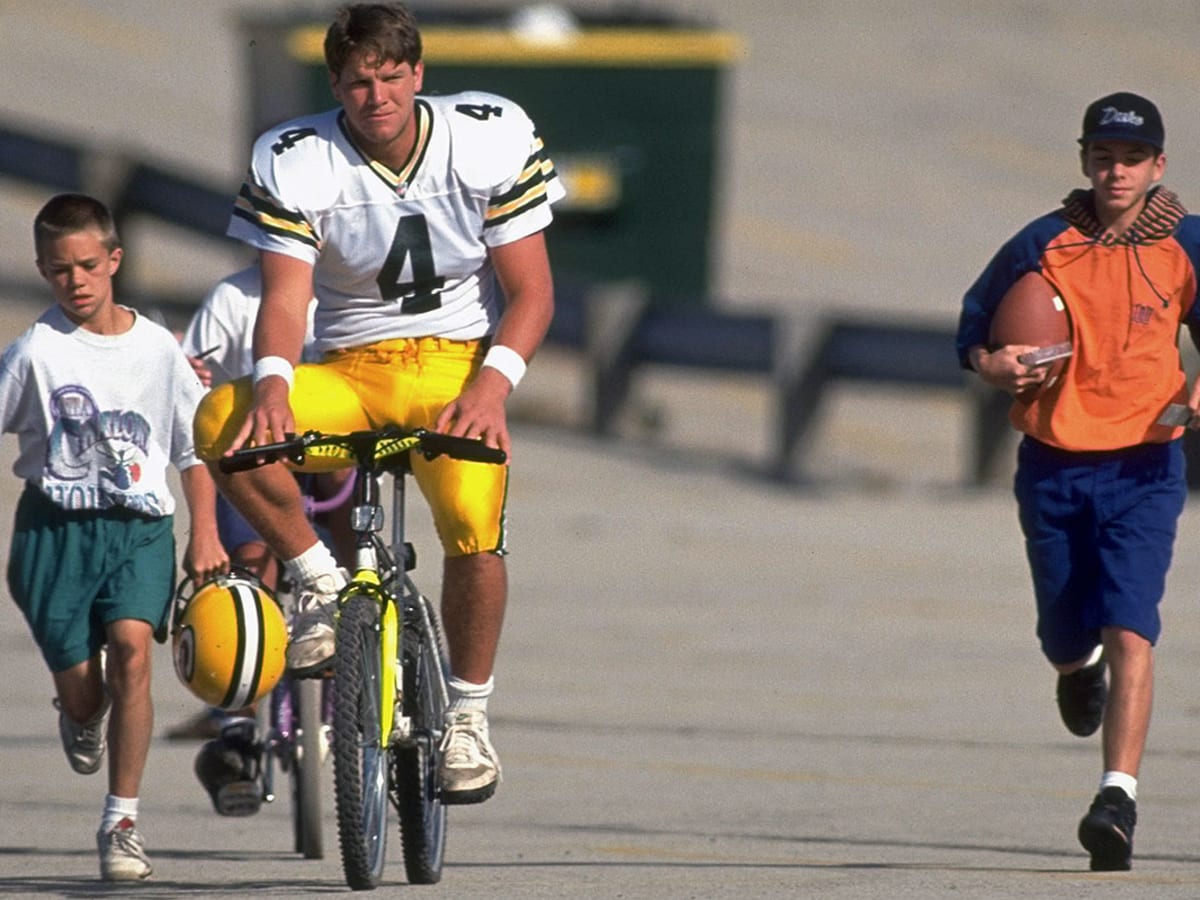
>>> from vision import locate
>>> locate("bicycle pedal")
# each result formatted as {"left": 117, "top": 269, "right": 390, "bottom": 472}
{"left": 289, "top": 662, "right": 334, "bottom": 680}
{"left": 390, "top": 714, "right": 415, "bottom": 745}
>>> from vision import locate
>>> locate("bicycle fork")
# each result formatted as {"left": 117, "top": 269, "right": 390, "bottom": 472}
{"left": 343, "top": 472, "right": 403, "bottom": 750}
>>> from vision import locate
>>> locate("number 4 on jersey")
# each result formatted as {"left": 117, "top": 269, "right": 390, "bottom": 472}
{"left": 271, "top": 128, "right": 317, "bottom": 155}
{"left": 455, "top": 103, "right": 503, "bottom": 121}
{"left": 376, "top": 214, "right": 446, "bottom": 314}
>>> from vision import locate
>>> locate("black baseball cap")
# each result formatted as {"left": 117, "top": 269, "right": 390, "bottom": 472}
{"left": 1078, "top": 92, "right": 1164, "bottom": 150}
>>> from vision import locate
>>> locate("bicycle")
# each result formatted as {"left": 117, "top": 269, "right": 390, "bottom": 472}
{"left": 258, "top": 674, "right": 329, "bottom": 857}
{"left": 220, "top": 426, "right": 506, "bottom": 889}
{"left": 173, "top": 472, "right": 354, "bottom": 859}
{"left": 258, "top": 471, "right": 354, "bottom": 860}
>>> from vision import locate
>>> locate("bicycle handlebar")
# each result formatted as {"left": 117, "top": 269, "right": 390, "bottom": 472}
{"left": 414, "top": 430, "right": 508, "bottom": 465}
{"left": 218, "top": 427, "right": 507, "bottom": 474}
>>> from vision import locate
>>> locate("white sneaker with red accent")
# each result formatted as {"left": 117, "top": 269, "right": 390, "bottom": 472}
{"left": 98, "top": 817, "right": 152, "bottom": 881}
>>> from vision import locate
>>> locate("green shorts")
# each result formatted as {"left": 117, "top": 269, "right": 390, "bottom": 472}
{"left": 7, "top": 483, "right": 176, "bottom": 672}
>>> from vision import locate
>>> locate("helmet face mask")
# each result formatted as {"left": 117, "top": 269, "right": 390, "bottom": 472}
{"left": 172, "top": 572, "right": 287, "bottom": 709}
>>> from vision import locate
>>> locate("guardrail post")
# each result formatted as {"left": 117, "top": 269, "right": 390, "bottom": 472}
{"left": 773, "top": 319, "right": 835, "bottom": 482}
{"left": 585, "top": 281, "right": 649, "bottom": 435}
{"left": 968, "top": 384, "right": 1015, "bottom": 486}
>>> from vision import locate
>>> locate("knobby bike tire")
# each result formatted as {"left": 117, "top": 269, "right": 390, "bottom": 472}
{"left": 395, "top": 594, "right": 449, "bottom": 884}
{"left": 294, "top": 678, "right": 325, "bottom": 859}
{"left": 333, "top": 593, "right": 390, "bottom": 890}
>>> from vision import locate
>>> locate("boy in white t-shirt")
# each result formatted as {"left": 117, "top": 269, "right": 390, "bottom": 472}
{"left": 0, "top": 193, "right": 228, "bottom": 880}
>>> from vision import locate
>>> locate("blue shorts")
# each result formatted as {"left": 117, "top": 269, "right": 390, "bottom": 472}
{"left": 1013, "top": 437, "right": 1186, "bottom": 664}
{"left": 216, "top": 475, "right": 337, "bottom": 554}
{"left": 216, "top": 491, "right": 261, "bottom": 552}
{"left": 7, "top": 484, "right": 176, "bottom": 672}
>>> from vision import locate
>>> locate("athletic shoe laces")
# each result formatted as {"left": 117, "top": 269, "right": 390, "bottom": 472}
{"left": 441, "top": 711, "right": 496, "bottom": 769}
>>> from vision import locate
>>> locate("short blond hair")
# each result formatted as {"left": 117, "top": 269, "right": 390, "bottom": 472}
{"left": 34, "top": 193, "right": 120, "bottom": 260}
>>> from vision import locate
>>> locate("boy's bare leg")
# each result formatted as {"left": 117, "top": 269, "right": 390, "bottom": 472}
{"left": 103, "top": 620, "right": 155, "bottom": 798}
{"left": 1101, "top": 626, "right": 1153, "bottom": 776}
{"left": 52, "top": 655, "right": 106, "bottom": 724}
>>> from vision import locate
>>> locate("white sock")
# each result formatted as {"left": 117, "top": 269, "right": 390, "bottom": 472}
{"left": 448, "top": 676, "right": 494, "bottom": 715}
{"left": 284, "top": 542, "right": 341, "bottom": 588}
{"left": 1100, "top": 771, "right": 1137, "bottom": 801}
{"left": 101, "top": 794, "right": 138, "bottom": 833}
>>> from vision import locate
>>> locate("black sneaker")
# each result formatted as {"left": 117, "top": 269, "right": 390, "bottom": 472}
{"left": 1056, "top": 657, "right": 1106, "bottom": 737}
{"left": 194, "top": 718, "right": 263, "bottom": 817}
{"left": 1078, "top": 787, "right": 1136, "bottom": 871}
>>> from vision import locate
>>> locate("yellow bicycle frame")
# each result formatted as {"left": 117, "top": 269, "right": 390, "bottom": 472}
{"left": 318, "top": 433, "right": 421, "bottom": 746}
{"left": 341, "top": 571, "right": 399, "bottom": 746}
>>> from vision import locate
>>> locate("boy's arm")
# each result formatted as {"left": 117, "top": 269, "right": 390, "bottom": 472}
{"left": 968, "top": 343, "right": 1052, "bottom": 396}
{"left": 178, "top": 461, "right": 229, "bottom": 583}
{"left": 1185, "top": 324, "right": 1200, "bottom": 428}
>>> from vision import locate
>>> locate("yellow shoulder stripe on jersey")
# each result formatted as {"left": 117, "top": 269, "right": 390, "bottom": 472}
{"left": 233, "top": 180, "right": 319, "bottom": 249}
{"left": 288, "top": 26, "right": 744, "bottom": 68}
{"left": 486, "top": 182, "right": 550, "bottom": 229}
{"left": 486, "top": 143, "right": 557, "bottom": 228}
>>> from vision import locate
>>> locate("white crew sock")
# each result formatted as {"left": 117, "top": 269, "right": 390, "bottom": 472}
{"left": 448, "top": 676, "right": 494, "bottom": 715}
{"left": 1100, "top": 771, "right": 1138, "bottom": 801}
{"left": 284, "top": 541, "right": 341, "bottom": 588}
{"left": 101, "top": 794, "right": 138, "bottom": 833}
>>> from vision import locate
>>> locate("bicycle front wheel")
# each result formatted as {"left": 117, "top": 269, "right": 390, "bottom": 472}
{"left": 395, "top": 595, "right": 449, "bottom": 884}
{"left": 293, "top": 677, "right": 325, "bottom": 859}
{"left": 333, "top": 593, "right": 390, "bottom": 890}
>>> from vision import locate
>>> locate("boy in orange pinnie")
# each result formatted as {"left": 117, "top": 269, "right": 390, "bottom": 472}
{"left": 957, "top": 93, "right": 1200, "bottom": 871}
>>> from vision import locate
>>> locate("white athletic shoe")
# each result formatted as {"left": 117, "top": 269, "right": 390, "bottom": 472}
{"left": 98, "top": 817, "right": 152, "bottom": 881}
{"left": 54, "top": 694, "right": 111, "bottom": 775}
{"left": 286, "top": 572, "right": 343, "bottom": 675}
{"left": 439, "top": 709, "right": 501, "bottom": 804}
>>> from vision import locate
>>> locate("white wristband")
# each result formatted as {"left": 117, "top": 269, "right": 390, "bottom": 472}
{"left": 482, "top": 344, "right": 527, "bottom": 389}
{"left": 253, "top": 355, "right": 295, "bottom": 389}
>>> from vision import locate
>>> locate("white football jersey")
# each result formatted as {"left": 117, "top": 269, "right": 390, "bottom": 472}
{"left": 228, "top": 91, "right": 564, "bottom": 353}
{"left": 181, "top": 265, "right": 318, "bottom": 385}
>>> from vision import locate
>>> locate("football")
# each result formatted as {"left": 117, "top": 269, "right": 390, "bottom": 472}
{"left": 988, "top": 271, "right": 1072, "bottom": 402}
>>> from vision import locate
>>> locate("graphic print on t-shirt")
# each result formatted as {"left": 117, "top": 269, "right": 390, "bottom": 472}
{"left": 45, "top": 384, "right": 162, "bottom": 513}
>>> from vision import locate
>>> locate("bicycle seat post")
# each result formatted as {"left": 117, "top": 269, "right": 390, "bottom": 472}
{"left": 391, "top": 468, "right": 406, "bottom": 565}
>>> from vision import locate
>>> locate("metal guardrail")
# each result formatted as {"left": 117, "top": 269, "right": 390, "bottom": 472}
{"left": 564, "top": 282, "right": 986, "bottom": 482}
{"left": 0, "top": 124, "right": 85, "bottom": 192}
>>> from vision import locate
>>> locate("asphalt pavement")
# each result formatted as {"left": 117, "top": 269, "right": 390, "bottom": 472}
{"left": 3, "top": 319, "right": 1200, "bottom": 896}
